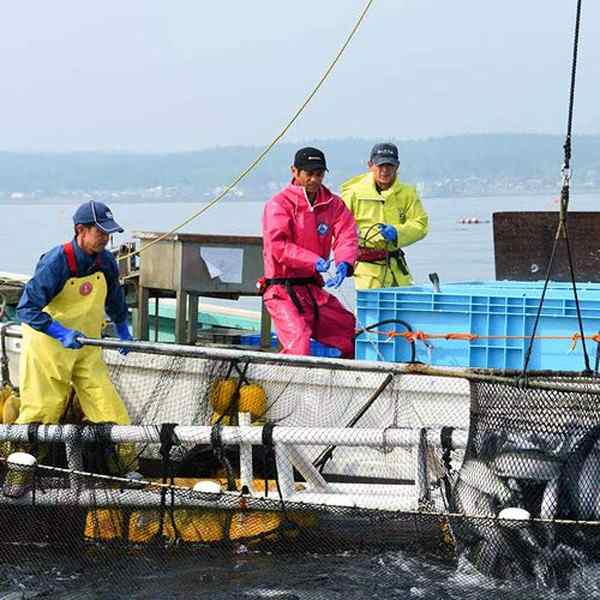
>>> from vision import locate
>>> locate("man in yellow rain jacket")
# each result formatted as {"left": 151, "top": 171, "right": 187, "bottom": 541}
{"left": 341, "top": 143, "right": 428, "bottom": 289}
{"left": 15, "top": 201, "right": 137, "bottom": 475}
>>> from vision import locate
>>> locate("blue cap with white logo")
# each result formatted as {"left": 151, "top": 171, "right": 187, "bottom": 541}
{"left": 73, "top": 201, "right": 123, "bottom": 234}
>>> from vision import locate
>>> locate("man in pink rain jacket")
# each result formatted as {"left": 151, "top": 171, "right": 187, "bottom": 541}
{"left": 261, "top": 147, "right": 358, "bottom": 358}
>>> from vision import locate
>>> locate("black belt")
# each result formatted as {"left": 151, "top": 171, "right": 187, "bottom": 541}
{"left": 264, "top": 277, "right": 320, "bottom": 320}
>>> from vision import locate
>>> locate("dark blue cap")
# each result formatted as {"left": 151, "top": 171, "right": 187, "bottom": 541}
{"left": 370, "top": 143, "right": 399, "bottom": 167}
{"left": 73, "top": 201, "right": 123, "bottom": 234}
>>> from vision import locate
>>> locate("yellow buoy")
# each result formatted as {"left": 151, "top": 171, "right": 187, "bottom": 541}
{"left": 238, "top": 384, "right": 267, "bottom": 419}
{"left": 165, "top": 510, "right": 225, "bottom": 543}
{"left": 210, "top": 412, "right": 233, "bottom": 426}
{"left": 127, "top": 509, "right": 226, "bottom": 544}
{"left": 227, "top": 510, "right": 317, "bottom": 544}
{"left": 2, "top": 389, "right": 20, "bottom": 424}
{"left": 228, "top": 510, "right": 281, "bottom": 541}
{"left": 83, "top": 478, "right": 317, "bottom": 544}
{"left": 128, "top": 510, "right": 160, "bottom": 543}
{"left": 84, "top": 509, "right": 124, "bottom": 541}
{"left": 0, "top": 385, "right": 11, "bottom": 418}
{"left": 209, "top": 378, "right": 238, "bottom": 414}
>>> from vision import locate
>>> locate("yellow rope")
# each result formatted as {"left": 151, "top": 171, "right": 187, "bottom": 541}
{"left": 119, "top": 0, "right": 376, "bottom": 263}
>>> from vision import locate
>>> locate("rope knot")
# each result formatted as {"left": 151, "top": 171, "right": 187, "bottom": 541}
{"left": 569, "top": 333, "right": 582, "bottom": 353}
{"left": 402, "top": 330, "right": 429, "bottom": 344}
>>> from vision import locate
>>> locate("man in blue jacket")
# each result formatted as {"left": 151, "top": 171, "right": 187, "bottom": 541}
{"left": 16, "top": 201, "right": 135, "bottom": 472}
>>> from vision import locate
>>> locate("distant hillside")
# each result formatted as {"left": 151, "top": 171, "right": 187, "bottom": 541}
{"left": 1, "top": 134, "right": 599, "bottom": 199}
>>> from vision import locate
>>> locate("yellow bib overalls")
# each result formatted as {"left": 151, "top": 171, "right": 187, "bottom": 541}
{"left": 17, "top": 251, "right": 130, "bottom": 426}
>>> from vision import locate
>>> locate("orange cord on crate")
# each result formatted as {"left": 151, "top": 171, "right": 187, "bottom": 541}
{"left": 363, "top": 329, "right": 600, "bottom": 350}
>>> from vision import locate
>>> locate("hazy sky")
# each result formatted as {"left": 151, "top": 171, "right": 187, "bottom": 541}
{"left": 2, "top": 1, "right": 599, "bottom": 152}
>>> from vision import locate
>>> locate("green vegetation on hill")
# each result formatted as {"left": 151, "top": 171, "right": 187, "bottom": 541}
{"left": 1, "top": 134, "right": 599, "bottom": 197}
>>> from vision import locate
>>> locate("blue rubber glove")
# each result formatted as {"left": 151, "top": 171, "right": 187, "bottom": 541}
{"left": 325, "top": 262, "right": 350, "bottom": 289}
{"left": 46, "top": 321, "right": 83, "bottom": 350}
{"left": 315, "top": 257, "right": 332, "bottom": 273}
{"left": 115, "top": 320, "right": 133, "bottom": 356}
{"left": 379, "top": 224, "right": 397, "bottom": 243}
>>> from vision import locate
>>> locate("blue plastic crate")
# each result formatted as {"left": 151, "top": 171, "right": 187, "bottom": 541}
{"left": 355, "top": 282, "right": 600, "bottom": 371}
{"left": 310, "top": 341, "right": 342, "bottom": 358}
{"left": 444, "top": 280, "right": 600, "bottom": 295}
{"left": 239, "top": 333, "right": 278, "bottom": 349}
{"left": 240, "top": 333, "right": 341, "bottom": 358}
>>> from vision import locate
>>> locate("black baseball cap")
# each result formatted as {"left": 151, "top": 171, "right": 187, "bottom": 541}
{"left": 370, "top": 143, "right": 400, "bottom": 167}
{"left": 293, "top": 147, "right": 328, "bottom": 172}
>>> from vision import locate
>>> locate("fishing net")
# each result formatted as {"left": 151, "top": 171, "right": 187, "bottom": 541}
{"left": 1, "top": 339, "right": 600, "bottom": 597}
{"left": 105, "top": 349, "right": 470, "bottom": 477}
{"left": 447, "top": 374, "right": 600, "bottom": 588}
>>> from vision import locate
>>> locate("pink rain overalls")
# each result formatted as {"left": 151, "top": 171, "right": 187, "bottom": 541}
{"left": 261, "top": 181, "right": 358, "bottom": 358}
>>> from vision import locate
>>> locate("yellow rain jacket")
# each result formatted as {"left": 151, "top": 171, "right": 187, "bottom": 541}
{"left": 341, "top": 173, "right": 428, "bottom": 289}
{"left": 17, "top": 267, "right": 130, "bottom": 426}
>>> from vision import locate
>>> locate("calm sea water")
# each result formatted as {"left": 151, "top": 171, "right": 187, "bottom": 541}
{"left": 2, "top": 192, "right": 598, "bottom": 292}
{"left": 1, "top": 192, "right": 600, "bottom": 598}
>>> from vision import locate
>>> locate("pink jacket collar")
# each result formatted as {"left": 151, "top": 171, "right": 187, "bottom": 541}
{"left": 283, "top": 180, "right": 335, "bottom": 209}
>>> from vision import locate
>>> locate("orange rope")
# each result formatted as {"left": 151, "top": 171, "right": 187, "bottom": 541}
{"left": 402, "top": 331, "right": 430, "bottom": 344}
{"left": 445, "top": 332, "right": 478, "bottom": 342}
{"left": 363, "top": 329, "right": 600, "bottom": 345}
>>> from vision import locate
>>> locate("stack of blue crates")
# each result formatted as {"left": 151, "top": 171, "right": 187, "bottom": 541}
{"left": 355, "top": 281, "right": 600, "bottom": 371}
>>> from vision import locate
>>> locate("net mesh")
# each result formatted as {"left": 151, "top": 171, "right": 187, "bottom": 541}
{"left": 447, "top": 375, "right": 600, "bottom": 587}
{"left": 1, "top": 344, "right": 600, "bottom": 597}
{"left": 107, "top": 350, "right": 470, "bottom": 477}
